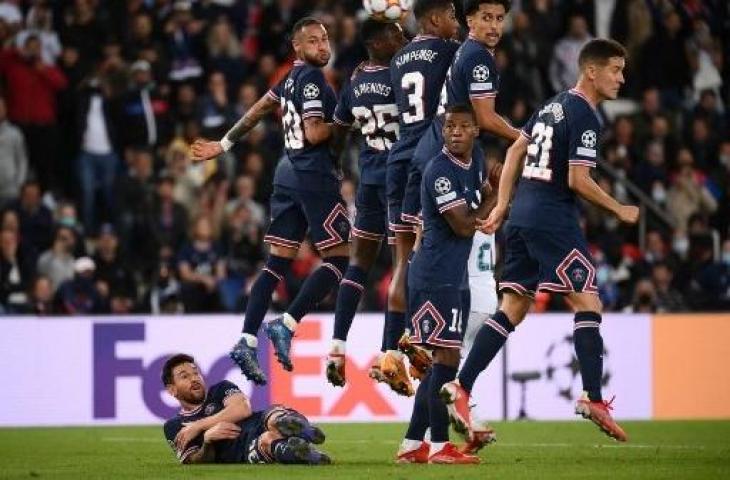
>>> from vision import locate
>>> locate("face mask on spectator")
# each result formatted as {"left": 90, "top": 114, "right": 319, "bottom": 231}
{"left": 652, "top": 183, "right": 666, "bottom": 203}
{"left": 723, "top": 252, "right": 730, "bottom": 266}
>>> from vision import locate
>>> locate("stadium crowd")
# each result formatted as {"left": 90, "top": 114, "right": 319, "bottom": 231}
{"left": 0, "top": 0, "right": 727, "bottom": 315}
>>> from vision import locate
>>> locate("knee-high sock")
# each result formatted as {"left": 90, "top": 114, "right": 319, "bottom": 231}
{"left": 242, "top": 256, "right": 292, "bottom": 336}
{"left": 457, "top": 310, "right": 514, "bottom": 393}
{"left": 287, "top": 256, "right": 348, "bottom": 322}
{"left": 429, "top": 363, "right": 458, "bottom": 443}
{"left": 332, "top": 265, "right": 367, "bottom": 341}
{"left": 405, "top": 369, "right": 432, "bottom": 441}
{"left": 573, "top": 311, "right": 604, "bottom": 402}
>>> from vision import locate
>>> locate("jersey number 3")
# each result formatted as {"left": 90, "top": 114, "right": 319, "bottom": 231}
{"left": 523, "top": 121, "right": 554, "bottom": 181}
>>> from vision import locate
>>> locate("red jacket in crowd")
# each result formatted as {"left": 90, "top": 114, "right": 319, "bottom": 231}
{"left": 0, "top": 49, "right": 67, "bottom": 125}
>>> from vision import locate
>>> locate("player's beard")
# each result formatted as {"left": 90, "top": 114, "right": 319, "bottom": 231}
{"left": 304, "top": 51, "right": 330, "bottom": 67}
{"left": 183, "top": 384, "right": 206, "bottom": 404}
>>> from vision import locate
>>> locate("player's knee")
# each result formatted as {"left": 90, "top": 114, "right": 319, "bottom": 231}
{"left": 387, "top": 280, "right": 406, "bottom": 311}
{"left": 321, "top": 243, "right": 350, "bottom": 258}
{"left": 567, "top": 293, "right": 602, "bottom": 313}
{"left": 500, "top": 294, "right": 530, "bottom": 326}
{"left": 350, "top": 238, "right": 379, "bottom": 269}
{"left": 256, "top": 431, "right": 280, "bottom": 456}
{"left": 270, "top": 245, "right": 298, "bottom": 259}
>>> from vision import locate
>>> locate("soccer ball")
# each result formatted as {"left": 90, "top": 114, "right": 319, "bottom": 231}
{"left": 363, "top": 0, "right": 413, "bottom": 21}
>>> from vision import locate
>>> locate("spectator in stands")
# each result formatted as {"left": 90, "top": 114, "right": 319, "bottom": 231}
{"left": 667, "top": 148, "right": 717, "bottom": 232}
{"left": 36, "top": 225, "right": 76, "bottom": 291}
{"left": 56, "top": 256, "right": 104, "bottom": 314}
{"left": 633, "top": 141, "right": 668, "bottom": 196}
{"left": 165, "top": 0, "right": 204, "bottom": 82}
{"left": 120, "top": 60, "right": 171, "bottom": 150}
{"left": 0, "top": 228, "right": 31, "bottom": 312}
{"left": 147, "top": 175, "right": 190, "bottom": 254}
{"left": 0, "top": 96, "right": 27, "bottom": 207}
{"left": 114, "top": 146, "right": 156, "bottom": 254}
{"left": 625, "top": 278, "right": 658, "bottom": 313}
{"left": 0, "top": 33, "right": 67, "bottom": 193}
{"left": 60, "top": 0, "right": 105, "bottom": 71}
{"left": 143, "top": 258, "right": 184, "bottom": 314}
{"left": 23, "top": 274, "right": 55, "bottom": 315}
{"left": 17, "top": 2, "right": 61, "bottom": 65}
{"left": 226, "top": 174, "right": 265, "bottom": 229}
{"left": 76, "top": 74, "right": 121, "bottom": 234}
{"left": 651, "top": 262, "right": 687, "bottom": 312}
{"left": 11, "top": 181, "right": 53, "bottom": 263}
{"left": 198, "top": 71, "right": 236, "bottom": 140}
{"left": 219, "top": 203, "right": 265, "bottom": 312}
{"left": 688, "top": 237, "right": 728, "bottom": 311}
{"left": 92, "top": 223, "right": 135, "bottom": 309}
{"left": 173, "top": 83, "right": 198, "bottom": 125}
{"left": 548, "top": 13, "right": 591, "bottom": 93}
{"left": 205, "top": 16, "right": 246, "bottom": 88}
{"left": 501, "top": 10, "right": 544, "bottom": 109}
{"left": 177, "top": 215, "right": 226, "bottom": 313}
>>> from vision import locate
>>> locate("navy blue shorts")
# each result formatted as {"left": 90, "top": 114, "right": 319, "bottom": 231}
{"left": 265, "top": 184, "right": 351, "bottom": 251}
{"left": 499, "top": 223, "right": 598, "bottom": 297}
{"left": 408, "top": 286, "right": 464, "bottom": 349}
{"left": 402, "top": 121, "right": 444, "bottom": 225}
{"left": 387, "top": 136, "right": 419, "bottom": 234}
{"left": 352, "top": 183, "right": 393, "bottom": 245}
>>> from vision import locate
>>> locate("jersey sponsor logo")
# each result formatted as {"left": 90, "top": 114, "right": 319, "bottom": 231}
{"left": 581, "top": 130, "right": 597, "bottom": 148}
{"left": 303, "top": 100, "right": 323, "bottom": 109}
{"left": 303, "top": 83, "right": 320, "bottom": 99}
{"left": 434, "top": 177, "right": 452, "bottom": 195}
{"left": 470, "top": 82, "right": 493, "bottom": 91}
{"left": 576, "top": 147, "right": 597, "bottom": 158}
{"left": 436, "top": 191, "right": 457, "bottom": 205}
{"left": 472, "top": 64, "right": 490, "bottom": 82}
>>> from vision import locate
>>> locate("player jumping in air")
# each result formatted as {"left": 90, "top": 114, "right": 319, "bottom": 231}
{"left": 441, "top": 38, "right": 639, "bottom": 443}
{"left": 192, "top": 18, "right": 350, "bottom": 385}
{"left": 396, "top": 104, "right": 494, "bottom": 464}
{"left": 380, "top": 0, "right": 460, "bottom": 395}
{"left": 162, "top": 354, "right": 330, "bottom": 465}
{"left": 325, "top": 20, "right": 409, "bottom": 391}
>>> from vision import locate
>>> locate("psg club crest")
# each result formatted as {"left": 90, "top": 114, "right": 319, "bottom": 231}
{"left": 571, "top": 267, "right": 586, "bottom": 284}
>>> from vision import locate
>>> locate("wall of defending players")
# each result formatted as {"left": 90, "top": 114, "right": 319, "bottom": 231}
{"left": 1, "top": 313, "right": 728, "bottom": 426}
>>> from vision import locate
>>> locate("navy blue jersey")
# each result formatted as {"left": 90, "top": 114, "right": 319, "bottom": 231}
{"left": 390, "top": 35, "right": 459, "bottom": 140}
{"left": 409, "top": 148, "right": 485, "bottom": 290}
{"left": 176, "top": 242, "right": 222, "bottom": 276}
{"left": 268, "top": 60, "right": 338, "bottom": 178}
{"left": 163, "top": 381, "right": 249, "bottom": 464}
{"left": 509, "top": 89, "right": 602, "bottom": 230}
{"left": 334, "top": 65, "right": 399, "bottom": 186}
{"left": 441, "top": 36, "right": 500, "bottom": 112}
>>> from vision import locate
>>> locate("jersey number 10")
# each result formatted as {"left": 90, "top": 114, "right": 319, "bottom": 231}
{"left": 523, "top": 121, "right": 554, "bottom": 181}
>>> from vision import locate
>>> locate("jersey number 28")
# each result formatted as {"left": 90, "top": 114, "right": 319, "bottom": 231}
{"left": 281, "top": 98, "right": 304, "bottom": 149}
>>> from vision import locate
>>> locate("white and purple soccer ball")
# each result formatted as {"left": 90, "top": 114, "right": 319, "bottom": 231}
{"left": 363, "top": 0, "right": 413, "bottom": 21}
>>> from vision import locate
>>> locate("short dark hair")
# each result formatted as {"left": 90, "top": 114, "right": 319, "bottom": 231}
{"left": 292, "top": 17, "right": 323, "bottom": 36}
{"left": 445, "top": 103, "right": 476, "bottom": 120}
{"left": 464, "top": 0, "right": 512, "bottom": 16}
{"left": 360, "top": 18, "right": 394, "bottom": 46}
{"left": 578, "top": 38, "right": 627, "bottom": 69}
{"left": 161, "top": 353, "right": 195, "bottom": 386}
{"left": 413, "top": 0, "right": 454, "bottom": 21}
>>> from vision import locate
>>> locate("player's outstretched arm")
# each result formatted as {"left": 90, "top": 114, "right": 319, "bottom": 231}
{"left": 480, "top": 134, "right": 528, "bottom": 233}
{"left": 472, "top": 96, "right": 521, "bottom": 143}
{"left": 190, "top": 94, "right": 279, "bottom": 163}
{"left": 175, "top": 393, "right": 252, "bottom": 450}
{"left": 568, "top": 165, "right": 639, "bottom": 224}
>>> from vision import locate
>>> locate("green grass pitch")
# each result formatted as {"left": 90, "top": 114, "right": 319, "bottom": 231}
{"left": 1, "top": 421, "right": 729, "bottom": 479}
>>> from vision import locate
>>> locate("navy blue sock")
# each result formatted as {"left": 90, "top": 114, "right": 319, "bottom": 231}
{"left": 457, "top": 310, "right": 514, "bottom": 393}
{"left": 573, "top": 311, "right": 603, "bottom": 402}
{"left": 287, "top": 256, "right": 348, "bottom": 322}
{"left": 384, "top": 311, "right": 406, "bottom": 350}
{"left": 429, "top": 363, "right": 458, "bottom": 443}
{"left": 242, "top": 256, "right": 292, "bottom": 335}
{"left": 405, "top": 369, "right": 431, "bottom": 440}
{"left": 333, "top": 266, "right": 367, "bottom": 341}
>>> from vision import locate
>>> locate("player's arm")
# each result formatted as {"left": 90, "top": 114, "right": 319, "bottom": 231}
{"left": 175, "top": 391, "right": 251, "bottom": 450}
{"left": 190, "top": 93, "right": 279, "bottom": 162}
{"left": 303, "top": 116, "right": 333, "bottom": 145}
{"left": 568, "top": 165, "right": 639, "bottom": 224}
{"left": 480, "top": 134, "right": 529, "bottom": 233}
{"left": 442, "top": 183, "right": 494, "bottom": 237}
{"left": 472, "top": 96, "right": 520, "bottom": 142}
{"left": 182, "top": 423, "right": 242, "bottom": 464}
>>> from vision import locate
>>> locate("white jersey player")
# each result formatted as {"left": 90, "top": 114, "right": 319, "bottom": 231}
{"left": 463, "top": 230, "right": 498, "bottom": 353}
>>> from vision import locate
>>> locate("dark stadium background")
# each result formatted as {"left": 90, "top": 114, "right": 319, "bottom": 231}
{"left": 0, "top": 0, "right": 728, "bottom": 316}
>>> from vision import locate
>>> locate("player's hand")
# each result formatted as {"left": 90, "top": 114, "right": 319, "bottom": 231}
{"left": 616, "top": 205, "right": 640, "bottom": 224}
{"left": 480, "top": 203, "right": 508, "bottom": 234}
{"left": 203, "top": 422, "right": 241, "bottom": 445}
{"left": 488, "top": 162, "right": 503, "bottom": 189}
{"left": 175, "top": 422, "right": 204, "bottom": 450}
{"left": 190, "top": 139, "right": 223, "bottom": 163}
